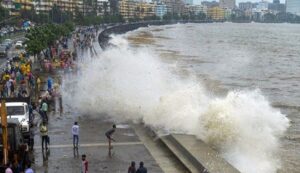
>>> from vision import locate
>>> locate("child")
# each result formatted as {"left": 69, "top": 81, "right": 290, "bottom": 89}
{"left": 81, "top": 154, "right": 88, "bottom": 173}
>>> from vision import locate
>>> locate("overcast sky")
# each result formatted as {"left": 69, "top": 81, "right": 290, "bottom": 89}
{"left": 194, "top": 0, "right": 286, "bottom": 5}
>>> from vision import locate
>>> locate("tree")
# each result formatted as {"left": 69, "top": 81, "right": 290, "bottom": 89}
{"left": 0, "top": 5, "right": 9, "bottom": 23}
{"left": 285, "top": 13, "right": 300, "bottom": 23}
{"left": 263, "top": 13, "right": 276, "bottom": 23}
{"left": 197, "top": 12, "right": 206, "bottom": 20}
{"left": 163, "top": 12, "right": 173, "bottom": 20}
{"left": 25, "top": 23, "right": 74, "bottom": 57}
{"left": 25, "top": 27, "right": 47, "bottom": 57}
{"left": 74, "top": 7, "right": 84, "bottom": 25}
{"left": 276, "top": 12, "right": 286, "bottom": 23}
{"left": 181, "top": 14, "right": 189, "bottom": 20}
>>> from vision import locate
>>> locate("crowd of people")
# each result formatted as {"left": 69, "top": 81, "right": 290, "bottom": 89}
{"left": 0, "top": 52, "right": 36, "bottom": 99}
{"left": 2, "top": 26, "right": 72, "bottom": 173}
{"left": 3, "top": 25, "right": 151, "bottom": 173}
{"left": 73, "top": 27, "right": 98, "bottom": 57}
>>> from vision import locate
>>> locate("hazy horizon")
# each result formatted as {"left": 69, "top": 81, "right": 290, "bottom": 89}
{"left": 193, "top": 0, "right": 286, "bottom": 5}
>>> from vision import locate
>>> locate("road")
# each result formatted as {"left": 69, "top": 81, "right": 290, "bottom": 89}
{"left": 0, "top": 36, "right": 26, "bottom": 69}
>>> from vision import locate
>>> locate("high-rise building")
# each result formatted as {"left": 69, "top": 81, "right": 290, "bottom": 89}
{"left": 201, "top": 1, "right": 218, "bottom": 8}
{"left": 256, "top": 1, "right": 269, "bottom": 11}
{"left": 268, "top": 0, "right": 285, "bottom": 14}
{"left": 184, "top": 0, "right": 193, "bottom": 5}
{"left": 239, "top": 2, "right": 253, "bottom": 10}
{"left": 219, "top": 0, "right": 235, "bottom": 9}
{"left": 286, "top": 0, "right": 300, "bottom": 15}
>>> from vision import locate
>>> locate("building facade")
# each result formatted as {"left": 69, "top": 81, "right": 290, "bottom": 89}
{"left": 239, "top": 2, "right": 253, "bottom": 10}
{"left": 119, "top": 0, "right": 138, "bottom": 21}
{"left": 187, "top": 5, "right": 207, "bottom": 15}
{"left": 268, "top": 1, "right": 285, "bottom": 14}
{"left": 97, "top": 0, "right": 111, "bottom": 16}
{"left": 1, "top": 0, "right": 34, "bottom": 16}
{"left": 256, "top": 1, "right": 269, "bottom": 11}
{"left": 201, "top": 1, "right": 219, "bottom": 8}
{"left": 136, "top": 2, "right": 155, "bottom": 19}
{"left": 219, "top": 0, "right": 235, "bottom": 9}
{"left": 183, "top": 0, "right": 193, "bottom": 5}
{"left": 154, "top": 2, "right": 167, "bottom": 18}
{"left": 33, "top": 0, "right": 84, "bottom": 15}
{"left": 207, "top": 6, "right": 225, "bottom": 20}
{"left": 33, "top": 0, "right": 53, "bottom": 14}
{"left": 286, "top": 0, "right": 300, "bottom": 15}
{"left": 162, "top": 0, "right": 185, "bottom": 15}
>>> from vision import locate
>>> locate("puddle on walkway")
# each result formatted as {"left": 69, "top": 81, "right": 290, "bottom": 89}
{"left": 117, "top": 124, "right": 130, "bottom": 129}
{"left": 122, "top": 133, "right": 135, "bottom": 137}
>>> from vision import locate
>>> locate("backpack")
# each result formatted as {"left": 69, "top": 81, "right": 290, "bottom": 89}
{"left": 40, "top": 125, "right": 47, "bottom": 133}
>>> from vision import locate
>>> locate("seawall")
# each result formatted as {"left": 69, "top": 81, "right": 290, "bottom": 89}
{"left": 98, "top": 20, "right": 210, "bottom": 49}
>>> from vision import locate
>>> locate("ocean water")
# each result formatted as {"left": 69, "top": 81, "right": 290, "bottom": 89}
{"left": 62, "top": 23, "right": 299, "bottom": 173}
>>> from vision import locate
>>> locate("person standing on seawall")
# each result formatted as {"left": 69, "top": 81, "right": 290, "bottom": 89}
{"left": 72, "top": 121, "right": 79, "bottom": 148}
{"left": 105, "top": 124, "right": 116, "bottom": 150}
{"left": 128, "top": 161, "right": 136, "bottom": 173}
{"left": 40, "top": 121, "right": 48, "bottom": 150}
{"left": 136, "top": 162, "right": 147, "bottom": 173}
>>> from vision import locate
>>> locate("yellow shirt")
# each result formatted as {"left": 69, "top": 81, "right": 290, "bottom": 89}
{"left": 26, "top": 65, "right": 31, "bottom": 74}
{"left": 20, "top": 64, "right": 26, "bottom": 74}
{"left": 3, "top": 74, "right": 10, "bottom": 81}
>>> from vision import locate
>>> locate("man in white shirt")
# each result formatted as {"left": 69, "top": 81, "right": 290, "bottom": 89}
{"left": 72, "top": 122, "right": 79, "bottom": 148}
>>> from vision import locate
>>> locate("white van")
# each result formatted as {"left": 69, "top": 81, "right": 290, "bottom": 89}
{"left": 6, "top": 102, "right": 30, "bottom": 135}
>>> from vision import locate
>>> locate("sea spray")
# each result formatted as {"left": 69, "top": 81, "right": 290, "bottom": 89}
{"left": 198, "top": 90, "right": 289, "bottom": 173}
{"left": 62, "top": 35, "right": 289, "bottom": 173}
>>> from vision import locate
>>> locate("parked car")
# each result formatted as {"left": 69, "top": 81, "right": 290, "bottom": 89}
{"left": 15, "top": 41, "right": 23, "bottom": 49}
{"left": 0, "top": 46, "right": 7, "bottom": 57}
{"left": 0, "top": 44, "right": 9, "bottom": 51}
{"left": 4, "top": 39, "right": 13, "bottom": 48}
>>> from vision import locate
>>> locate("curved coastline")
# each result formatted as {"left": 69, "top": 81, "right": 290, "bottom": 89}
{"left": 98, "top": 20, "right": 210, "bottom": 49}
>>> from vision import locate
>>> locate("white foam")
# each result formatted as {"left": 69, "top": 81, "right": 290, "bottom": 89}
{"left": 62, "top": 35, "right": 289, "bottom": 173}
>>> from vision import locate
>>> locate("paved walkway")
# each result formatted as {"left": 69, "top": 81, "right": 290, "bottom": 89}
{"left": 33, "top": 112, "right": 163, "bottom": 172}
{"left": 31, "top": 29, "right": 163, "bottom": 172}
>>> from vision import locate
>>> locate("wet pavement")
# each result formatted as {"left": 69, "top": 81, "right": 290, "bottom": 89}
{"left": 32, "top": 112, "right": 164, "bottom": 172}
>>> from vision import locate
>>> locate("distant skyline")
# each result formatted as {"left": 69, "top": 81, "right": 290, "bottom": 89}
{"left": 193, "top": 0, "right": 286, "bottom": 5}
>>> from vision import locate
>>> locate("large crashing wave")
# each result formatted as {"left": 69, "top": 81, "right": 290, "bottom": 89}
{"left": 62, "top": 35, "right": 289, "bottom": 173}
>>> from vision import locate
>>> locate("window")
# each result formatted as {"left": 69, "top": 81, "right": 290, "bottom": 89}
{"left": 7, "top": 106, "right": 25, "bottom": 115}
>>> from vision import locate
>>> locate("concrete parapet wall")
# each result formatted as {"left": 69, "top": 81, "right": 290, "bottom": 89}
{"left": 98, "top": 20, "right": 211, "bottom": 49}
{"left": 161, "top": 134, "right": 241, "bottom": 173}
